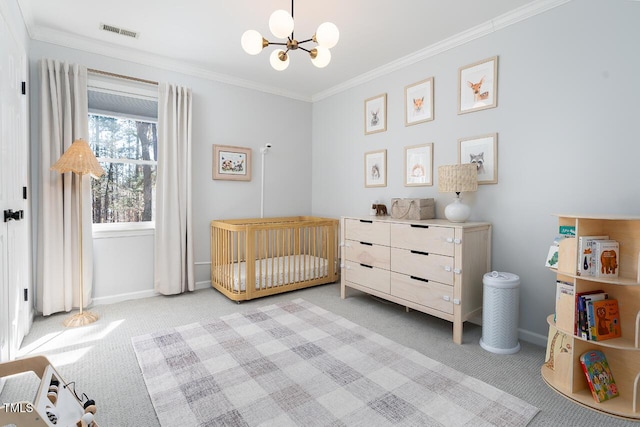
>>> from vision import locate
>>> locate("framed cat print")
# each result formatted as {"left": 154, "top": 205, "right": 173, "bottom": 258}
{"left": 364, "top": 93, "right": 387, "bottom": 135}
{"left": 458, "top": 133, "right": 498, "bottom": 184}
{"left": 364, "top": 149, "right": 387, "bottom": 187}
{"left": 404, "top": 143, "right": 433, "bottom": 186}
{"left": 404, "top": 78, "right": 434, "bottom": 126}
{"left": 458, "top": 56, "right": 498, "bottom": 114}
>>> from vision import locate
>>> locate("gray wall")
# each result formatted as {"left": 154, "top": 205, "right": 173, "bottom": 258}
{"left": 311, "top": 0, "right": 640, "bottom": 344}
{"left": 28, "top": 42, "right": 312, "bottom": 303}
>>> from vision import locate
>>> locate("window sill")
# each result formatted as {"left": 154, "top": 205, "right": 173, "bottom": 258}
{"left": 92, "top": 222, "right": 155, "bottom": 239}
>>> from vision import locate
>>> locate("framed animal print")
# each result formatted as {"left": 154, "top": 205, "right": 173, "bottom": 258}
{"left": 364, "top": 149, "right": 387, "bottom": 187}
{"left": 364, "top": 93, "right": 387, "bottom": 135}
{"left": 458, "top": 56, "right": 498, "bottom": 114}
{"left": 213, "top": 144, "right": 252, "bottom": 181}
{"left": 458, "top": 133, "right": 498, "bottom": 184}
{"left": 404, "top": 143, "right": 433, "bottom": 186}
{"left": 404, "top": 78, "right": 434, "bottom": 126}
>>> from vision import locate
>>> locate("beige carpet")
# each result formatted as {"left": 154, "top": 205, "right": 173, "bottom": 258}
{"left": 132, "top": 298, "right": 539, "bottom": 426}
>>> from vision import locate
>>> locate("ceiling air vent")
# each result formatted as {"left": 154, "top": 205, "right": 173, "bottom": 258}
{"left": 100, "top": 23, "right": 139, "bottom": 39}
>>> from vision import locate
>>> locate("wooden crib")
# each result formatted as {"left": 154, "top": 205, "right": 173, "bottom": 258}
{"left": 210, "top": 216, "right": 339, "bottom": 301}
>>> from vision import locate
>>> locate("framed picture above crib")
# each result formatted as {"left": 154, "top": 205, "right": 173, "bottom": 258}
{"left": 213, "top": 144, "right": 252, "bottom": 181}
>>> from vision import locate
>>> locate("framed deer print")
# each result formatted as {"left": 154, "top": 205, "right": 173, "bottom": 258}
{"left": 404, "top": 78, "right": 434, "bottom": 126}
{"left": 364, "top": 149, "right": 387, "bottom": 187}
{"left": 404, "top": 143, "right": 433, "bottom": 186}
{"left": 213, "top": 144, "right": 252, "bottom": 181}
{"left": 458, "top": 133, "right": 498, "bottom": 184}
{"left": 364, "top": 93, "right": 387, "bottom": 135}
{"left": 458, "top": 56, "right": 498, "bottom": 114}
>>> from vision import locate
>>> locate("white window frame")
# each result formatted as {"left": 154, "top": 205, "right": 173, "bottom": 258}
{"left": 88, "top": 74, "right": 158, "bottom": 238}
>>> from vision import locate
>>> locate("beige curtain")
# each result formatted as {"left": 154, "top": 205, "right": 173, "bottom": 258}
{"left": 37, "top": 59, "right": 93, "bottom": 315}
{"left": 155, "top": 83, "right": 194, "bottom": 295}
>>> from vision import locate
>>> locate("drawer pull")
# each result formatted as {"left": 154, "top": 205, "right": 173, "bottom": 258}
{"left": 360, "top": 263, "right": 373, "bottom": 269}
{"left": 359, "top": 219, "right": 373, "bottom": 224}
{"left": 446, "top": 237, "right": 454, "bottom": 243}
{"left": 410, "top": 250, "right": 429, "bottom": 256}
{"left": 454, "top": 268, "right": 462, "bottom": 274}
{"left": 444, "top": 266, "right": 452, "bottom": 272}
{"left": 410, "top": 275, "right": 429, "bottom": 283}
{"left": 359, "top": 241, "right": 373, "bottom": 246}
{"left": 411, "top": 224, "right": 429, "bottom": 229}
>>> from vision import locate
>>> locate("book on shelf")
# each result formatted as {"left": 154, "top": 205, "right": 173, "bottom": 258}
{"left": 588, "top": 299, "right": 621, "bottom": 341}
{"left": 555, "top": 280, "right": 574, "bottom": 332}
{"left": 581, "top": 292, "right": 608, "bottom": 340}
{"left": 577, "top": 235, "right": 608, "bottom": 276}
{"left": 575, "top": 291, "right": 607, "bottom": 339}
{"left": 579, "top": 350, "right": 619, "bottom": 402}
{"left": 545, "top": 235, "right": 569, "bottom": 268}
{"left": 559, "top": 225, "right": 576, "bottom": 236}
{"left": 593, "top": 240, "right": 619, "bottom": 278}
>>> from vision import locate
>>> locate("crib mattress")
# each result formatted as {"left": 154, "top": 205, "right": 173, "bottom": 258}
{"left": 215, "top": 255, "right": 329, "bottom": 291}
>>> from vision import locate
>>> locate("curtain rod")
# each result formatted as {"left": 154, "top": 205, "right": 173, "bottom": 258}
{"left": 87, "top": 68, "right": 158, "bottom": 86}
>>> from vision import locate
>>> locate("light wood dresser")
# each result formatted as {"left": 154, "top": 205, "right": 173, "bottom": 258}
{"left": 341, "top": 216, "right": 491, "bottom": 344}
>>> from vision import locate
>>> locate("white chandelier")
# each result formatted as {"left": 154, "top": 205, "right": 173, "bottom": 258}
{"left": 241, "top": 0, "right": 339, "bottom": 71}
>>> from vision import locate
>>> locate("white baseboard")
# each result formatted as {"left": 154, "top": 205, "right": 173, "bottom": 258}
{"left": 92, "top": 289, "right": 159, "bottom": 306}
{"left": 91, "top": 281, "right": 212, "bottom": 306}
{"left": 518, "top": 328, "right": 547, "bottom": 347}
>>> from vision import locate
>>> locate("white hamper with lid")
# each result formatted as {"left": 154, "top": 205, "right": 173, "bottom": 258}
{"left": 480, "top": 271, "right": 521, "bottom": 354}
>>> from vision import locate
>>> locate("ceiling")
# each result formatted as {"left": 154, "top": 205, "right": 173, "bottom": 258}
{"left": 16, "top": 0, "right": 551, "bottom": 101}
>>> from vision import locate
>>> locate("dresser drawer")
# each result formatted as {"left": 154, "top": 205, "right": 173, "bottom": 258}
{"left": 345, "top": 240, "right": 390, "bottom": 270}
{"left": 345, "top": 218, "right": 390, "bottom": 246}
{"left": 390, "top": 272, "right": 453, "bottom": 314}
{"left": 390, "top": 223, "right": 454, "bottom": 256}
{"left": 344, "top": 260, "right": 390, "bottom": 294}
{"left": 390, "top": 248, "right": 453, "bottom": 285}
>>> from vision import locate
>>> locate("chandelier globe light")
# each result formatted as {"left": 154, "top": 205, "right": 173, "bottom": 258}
{"left": 241, "top": 0, "right": 339, "bottom": 71}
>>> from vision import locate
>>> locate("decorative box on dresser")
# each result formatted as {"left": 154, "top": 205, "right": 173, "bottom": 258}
{"left": 541, "top": 214, "right": 640, "bottom": 421}
{"left": 340, "top": 216, "right": 492, "bottom": 344}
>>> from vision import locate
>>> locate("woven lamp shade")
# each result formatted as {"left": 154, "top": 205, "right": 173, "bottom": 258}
{"left": 438, "top": 164, "right": 478, "bottom": 193}
{"left": 51, "top": 139, "right": 105, "bottom": 178}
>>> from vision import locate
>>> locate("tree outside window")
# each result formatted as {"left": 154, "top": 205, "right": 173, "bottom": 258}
{"left": 89, "top": 114, "right": 157, "bottom": 224}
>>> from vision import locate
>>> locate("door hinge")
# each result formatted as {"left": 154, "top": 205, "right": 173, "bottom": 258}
{"left": 21, "top": 81, "right": 26, "bottom": 95}
{"left": 24, "top": 289, "right": 28, "bottom": 302}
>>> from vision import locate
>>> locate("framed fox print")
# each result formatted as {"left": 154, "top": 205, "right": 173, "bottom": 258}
{"left": 458, "top": 56, "right": 498, "bottom": 114}
{"left": 364, "top": 93, "right": 387, "bottom": 135}
{"left": 404, "top": 78, "right": 434, "bottom": 126}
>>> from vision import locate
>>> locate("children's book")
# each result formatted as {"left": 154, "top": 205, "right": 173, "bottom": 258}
{"left": 579, "top": 350, "right": 619, "bottom": 402}
{"left": 582, "top": 292, "right": 608, "bottom": 340}
{"left": 577, "top": 235, "right": 608, "bottom": 276}
{"left": 576, "top": 290, "right": 606, "bottom": 339}
{"left": 594, "top": 240, "right": 619, "bottom": 278}
{"left": 589, "top": 299, "right": 621, "bottom": 341}
{"left": 555, "top": 281, "right": 574, "bottom": 333}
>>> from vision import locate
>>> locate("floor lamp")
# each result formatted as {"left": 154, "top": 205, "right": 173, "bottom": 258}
{"left": 51, "top": 139, "right": 105, "bottom": 327}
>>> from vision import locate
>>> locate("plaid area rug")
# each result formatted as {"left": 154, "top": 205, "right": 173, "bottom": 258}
{"left": 132, "top": 299, "right": 539, "bottom": 426}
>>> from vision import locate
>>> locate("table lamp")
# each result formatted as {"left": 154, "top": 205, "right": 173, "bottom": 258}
{"left": 437, "top": 164, "right": 478, "bottom": 223}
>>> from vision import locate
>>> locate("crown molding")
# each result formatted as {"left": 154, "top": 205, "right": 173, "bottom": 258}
{"left": 22, "top": 0, "right": 569, "bottom": 104}
{"left": 311, "top": 0, "right": 570, "bottom": 102}
{"left": 29, "top": 26, "right": 313, "bottom": 102}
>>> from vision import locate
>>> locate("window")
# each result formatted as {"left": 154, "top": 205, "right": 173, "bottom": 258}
{"left": 87, "top": 75, "right": 158, "bottom": 230}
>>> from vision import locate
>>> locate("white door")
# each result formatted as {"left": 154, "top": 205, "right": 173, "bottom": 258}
{"left": 0, "top": 6, "right": 30, "bottom": 370}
